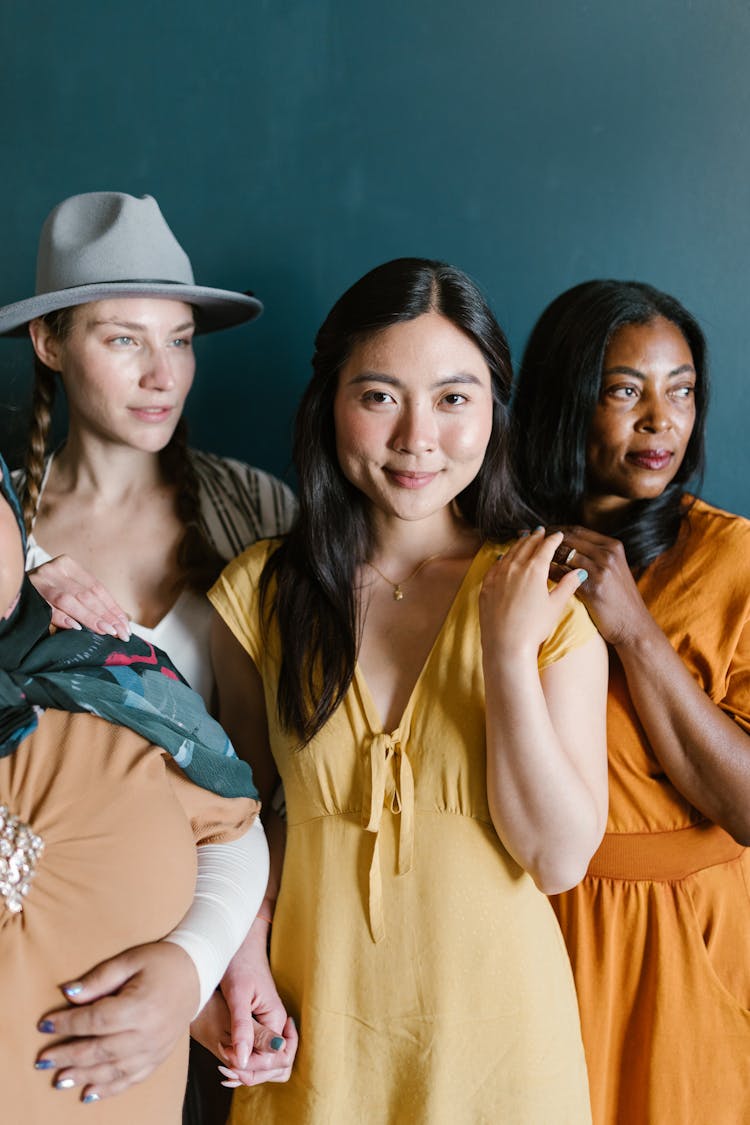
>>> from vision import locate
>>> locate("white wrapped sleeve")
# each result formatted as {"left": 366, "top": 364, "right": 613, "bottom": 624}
{"left": 164, "top": 817, "right": 269, "bottom": 1015}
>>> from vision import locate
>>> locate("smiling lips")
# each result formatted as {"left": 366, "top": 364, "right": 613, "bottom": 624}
{"left": 385, "top": 469, "right": 440, "bottom": 489}
{"left": 626, "top": 449, "right": 673, "bottom": 471}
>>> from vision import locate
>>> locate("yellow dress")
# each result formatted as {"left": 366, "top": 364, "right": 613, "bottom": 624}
{"left": 210, "top": 541, "right": 597, "bottom": 1124}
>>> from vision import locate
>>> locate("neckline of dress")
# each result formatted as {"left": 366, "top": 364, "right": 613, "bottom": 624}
{"left": 354, "top": 543, "right": 491, "bottom": 737}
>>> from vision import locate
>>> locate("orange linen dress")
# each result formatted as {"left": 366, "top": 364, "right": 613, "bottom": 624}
{"left": 0, "top": 709, "right": 257, "bottom": 1125}
{"left": 210, "top": 540, "right": 598, "bottom": 1125}
{"left": 551, "top": 499, "right": 750, "bottom": 1125}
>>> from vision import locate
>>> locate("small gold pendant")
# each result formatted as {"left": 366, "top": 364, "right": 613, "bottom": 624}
{"left": 393, "top": 586, "right": 404, "bottom": 601}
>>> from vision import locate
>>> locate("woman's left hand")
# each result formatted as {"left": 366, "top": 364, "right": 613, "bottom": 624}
{"left": 33, "top": 941, "right": 199, "bottom": 1104}
{"left": 549, "top": 525, "right": 653, "bottom": 646}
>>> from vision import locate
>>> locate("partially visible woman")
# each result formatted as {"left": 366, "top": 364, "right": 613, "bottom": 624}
{"left": 1, "top": 190, "right": 295, "bottom": 701}
{"left": 0, "top": 190, "right": 295, "bottom": 1121}
{"left": 0, "top": 454, "right": 261, "bottom": 1123}
{"left": 513, "top": 279, "right": 750, "bottom": 1124}
{"left": 206, "top": 258, "right": 609, "bottom": 1123}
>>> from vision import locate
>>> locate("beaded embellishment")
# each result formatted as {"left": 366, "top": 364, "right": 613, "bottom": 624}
{"left": 0, "top": 805, "right": 44, "bottom": 915}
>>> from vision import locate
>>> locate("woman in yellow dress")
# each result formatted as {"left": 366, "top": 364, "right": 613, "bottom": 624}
{"left": 204, "top": 258, "right": 609, "bottom": 1123}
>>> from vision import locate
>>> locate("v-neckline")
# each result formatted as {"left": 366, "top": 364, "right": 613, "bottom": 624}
{"left": 354, "top": 544, "right": 489, "bottom": 736}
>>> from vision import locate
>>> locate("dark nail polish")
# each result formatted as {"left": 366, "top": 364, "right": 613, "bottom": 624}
{"left": 38, "top": 1019, "right": 55, "bottom": 1034}
{"left": 270, "top": 1036, "right": 284, "bottom": 1050}
{"left": 34, "top": 1059, "right": 55, "bottom": 1070}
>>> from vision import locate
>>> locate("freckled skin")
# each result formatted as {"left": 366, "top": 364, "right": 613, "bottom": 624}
{"left": 34, "top": 297, "right": 196, "bottom": 455}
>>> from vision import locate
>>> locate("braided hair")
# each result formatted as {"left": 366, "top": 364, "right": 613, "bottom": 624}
{"left": 22, "top": 306, "right": 224, "bottom": 593}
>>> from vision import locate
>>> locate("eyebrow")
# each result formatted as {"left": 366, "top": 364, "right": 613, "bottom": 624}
{"left": 345, "top": 371, "right": 485, "bottom": 389}
{"left": 88, "top": 318, "right": 195, "bottom": 332}
{"left": 602, "top": 363, "right": 695, "bottom": 379}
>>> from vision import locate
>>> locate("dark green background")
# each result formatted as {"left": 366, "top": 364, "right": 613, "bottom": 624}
{"left": 2, "top": 1, "right": 748, "bottom": 515}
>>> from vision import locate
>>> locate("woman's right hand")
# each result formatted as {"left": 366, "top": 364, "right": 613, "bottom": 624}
{"left": 480, "top": 527, "right": 587, "bottom": 663}
{"left": 549, "top": 526, "right": 654, "bottom": 647}
{"left": 28, "top": 555, "right": 131, "bottom": 640}
{"left": 204, "top": 919, "right": 298, "bottom": 1086}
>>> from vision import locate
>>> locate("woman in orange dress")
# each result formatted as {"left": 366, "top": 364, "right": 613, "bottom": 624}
{"left": 513, "top": 279, "right": 750, "bottom": 1124}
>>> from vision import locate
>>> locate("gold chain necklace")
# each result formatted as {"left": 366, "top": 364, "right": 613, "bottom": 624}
{"left": 366, "top": 552, "right": 444, "bottom": 601}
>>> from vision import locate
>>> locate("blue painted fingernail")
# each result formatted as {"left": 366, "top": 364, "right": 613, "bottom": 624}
{"left": 577, "top": 569, "right": 589, "bottom": 582}
{"left": 517, "top": 529, "right": 531, "bottom": 538}
{"left": 62, "top": 981, "right": 83, "bottom": 997}
{"left": 55, "top": 1077, "right": 76, "bottom": 1090}
{"left": 83, "top": 1092, "right": 101, "bottom": 1104}
{"left": 38, "top": 1019, "right": 55, "bottom": 1034}
{"left": 534, "top": 525, "right": 544, "bottom": 532}
{"left": 270, "top": 1036, "right": 284, "bottom": 1050}
{"left": 34, "top": 1059, "right": 55, "bottom": 1070}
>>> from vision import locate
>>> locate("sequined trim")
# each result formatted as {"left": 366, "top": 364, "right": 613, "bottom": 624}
{"left": 0, "top": 805, "right": 44, "bottom": 914}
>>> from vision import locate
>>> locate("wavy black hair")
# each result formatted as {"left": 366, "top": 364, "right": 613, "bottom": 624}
{"left": 262, "top": 257, "right": 532, "bottom": 743}
{"left": 512, "top": 279, "right": 709, "bottom": 568}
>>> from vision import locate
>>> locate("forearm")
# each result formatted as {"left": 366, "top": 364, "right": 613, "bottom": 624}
{"left": 484, "top": 650, "right": 605, "bottom": 893}
{"left": 165, "top": 819, "right": 270, "bottom": 1015}
{"left": 616, "top": 624, "right": 750, "bottom": 842}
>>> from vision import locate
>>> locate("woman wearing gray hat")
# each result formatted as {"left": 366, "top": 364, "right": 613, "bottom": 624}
{"left": 0, "top": 191, "right": 297, "bottom": 1115}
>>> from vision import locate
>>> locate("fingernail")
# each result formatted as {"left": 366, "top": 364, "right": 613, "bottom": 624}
{"left": 533, "top": 525, "right": 544, "bottom": 533}
{"left": 577, "top": 569, "right": 589, "bottom": 583}
{"left": 235, "top": 1043, "right": 249, "bottom": 1069}
{"left": 65, "top": 618, "right": 83, "bottom": 631}
{"left": 62, "top": 981, "right": 83, "bottom": 997}
{"left": 83, "top": 1092, "right": 101, "bottom": 1104}
{"left": 38, "top": 1019, "right": 55, "bottom": 1034}
{"left": 218, "top": 1065, "right": 239, "bottom": 1081}
{"left": 221, "top": 1080, "right": 242, "bottom": 1088}
{"left": 99, "top": 622, "right": 118, "bottom": 637}
{"left": 34, "top": 1059, "right": 55, "bottom": 1070}
{"left": 55, "top": 1077, "right": 76, "bottom": 1090}
{"left": 270, "top": 1036, "right": 284, "bottom": 1051}
{"left": 517, "top": 529, "right": 531, "bottom": 538}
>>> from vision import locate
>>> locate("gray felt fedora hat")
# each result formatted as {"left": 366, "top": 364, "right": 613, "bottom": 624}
{"left": 0, "top": 191, "right": 263, "bottom": 337}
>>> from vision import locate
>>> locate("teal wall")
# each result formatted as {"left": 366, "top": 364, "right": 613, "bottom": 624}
{"left": 2, "top": 1, "right": 748, "bottom": 515}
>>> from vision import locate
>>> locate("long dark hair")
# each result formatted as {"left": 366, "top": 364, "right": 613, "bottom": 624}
{"left": 512, "top": 279, "right": 709, "bottom": 568}
{"left": 22, "top": 306, "right": 224, "bottom": 592}
{"left": 263, "top": 257, "right": 531, "bottom": 743}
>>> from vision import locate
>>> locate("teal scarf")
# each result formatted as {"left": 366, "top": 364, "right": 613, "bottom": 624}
{"left": 0, "top": 455, "right": 257, "bottom": 801}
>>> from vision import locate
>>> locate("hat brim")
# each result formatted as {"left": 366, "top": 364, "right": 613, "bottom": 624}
{"left": 0, "top": 282, "right": 263, "bottom": 337}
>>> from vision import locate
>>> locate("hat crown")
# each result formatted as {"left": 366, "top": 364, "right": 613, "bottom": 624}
{"left": 36, "top": 192, "right": 196, "bottom": 294}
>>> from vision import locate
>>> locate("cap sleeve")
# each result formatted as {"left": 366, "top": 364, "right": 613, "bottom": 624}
{"left": 538, "top": 593, "right": 598, "bottom": 671}
{"left": 207, "top": 538, "right": 280, "bottom": 666}
{"left": 164, "top": 756, "right": 260, "bottom": 845}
